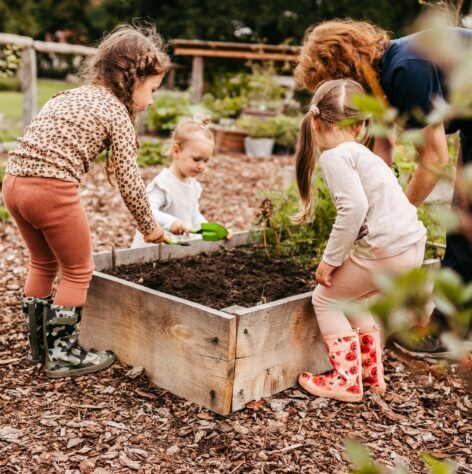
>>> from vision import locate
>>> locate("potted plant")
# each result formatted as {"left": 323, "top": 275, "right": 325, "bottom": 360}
{"left": 273, "top": 115, "right": 301, "bottom": 155}
{"left": 236, "top": 116, "right": 278, "bottom": 158}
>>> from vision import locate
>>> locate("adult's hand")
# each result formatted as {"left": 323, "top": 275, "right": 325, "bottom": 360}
{"left": 405, "top": 124, "right": 449, "bottom": 207}
{"left": 144, "top": 225, "right": 165, "bottom": 243}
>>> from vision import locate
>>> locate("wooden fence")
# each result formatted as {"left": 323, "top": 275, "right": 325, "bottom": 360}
{"left": 0, "top": 33, "right": 299, "bottom": 128}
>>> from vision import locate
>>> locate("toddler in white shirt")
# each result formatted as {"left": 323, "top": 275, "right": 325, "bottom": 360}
{"left": 132, "top": 118, "right": 215, "bottom": 247}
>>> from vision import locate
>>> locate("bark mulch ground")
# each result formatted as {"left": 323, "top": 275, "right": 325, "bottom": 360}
{"left": 1, "top": 153, "right": 471, "bottom": 473}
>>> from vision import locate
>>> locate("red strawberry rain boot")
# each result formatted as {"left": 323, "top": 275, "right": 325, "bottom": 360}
{"left": 299, "top": 331, "right": 363, "bottom": 402}
{"left": 360, "top": 325, "right": 386, "bottom": 395}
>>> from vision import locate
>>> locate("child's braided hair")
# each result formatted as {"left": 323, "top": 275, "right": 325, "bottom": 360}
{"left": 80, "top": 21, "right": 170, "bottom": 119}
{"left": 80, "top": 21, "right": 170, "bottom": 184}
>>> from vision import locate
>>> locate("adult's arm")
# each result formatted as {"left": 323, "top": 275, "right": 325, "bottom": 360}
{"left": 405, "top": 123, "right": 449, "bottom": 207}
{"left": 373, "top": 135, "right": 395, "bottom": 167}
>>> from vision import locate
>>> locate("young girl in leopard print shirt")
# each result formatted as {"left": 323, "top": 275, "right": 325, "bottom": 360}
{"left": 2, "top": 24, "right": 169, "bottom": 378}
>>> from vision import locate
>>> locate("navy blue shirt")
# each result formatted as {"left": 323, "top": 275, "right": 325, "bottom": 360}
{"left": 380, "top": 28, "right": 472, "bottom": 139}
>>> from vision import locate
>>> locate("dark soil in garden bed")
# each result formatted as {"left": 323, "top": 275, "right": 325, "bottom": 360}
{"left": 106, "top": 246, "right": 316, "bottom": 309}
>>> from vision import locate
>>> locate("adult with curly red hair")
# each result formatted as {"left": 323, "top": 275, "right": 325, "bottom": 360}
{"left": 295, "top": 19, "right": 472, "bottom": 356}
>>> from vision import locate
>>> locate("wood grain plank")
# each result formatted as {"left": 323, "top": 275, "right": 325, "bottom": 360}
{"left": 80, "top": 273, "right": 237, "bottom": 415}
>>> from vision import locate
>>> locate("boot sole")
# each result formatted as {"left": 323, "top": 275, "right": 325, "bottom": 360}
{"left": 392, "top": 341, "right": 472, "bottom": 360}
{"left": 299, "top": 379, "right": 363, "bottom": 402}
{"left": 45, "top": 354, "right": 117, "bottom": 378}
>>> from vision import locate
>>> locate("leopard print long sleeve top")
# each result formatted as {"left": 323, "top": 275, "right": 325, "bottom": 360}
{"left": 6, "top": 84, "right": 157, "bottom": 235}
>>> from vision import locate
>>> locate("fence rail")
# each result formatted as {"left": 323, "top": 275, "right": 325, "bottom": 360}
{"left": 0, "top": 33, "right": 299, "bottom": 127}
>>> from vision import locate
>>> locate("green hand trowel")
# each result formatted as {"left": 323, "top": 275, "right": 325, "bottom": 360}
{"left": 192, "top": 222, "right": 228, "bottom": 241}
{"left": 163, "top": 238, "right": 191, "bottom": 246}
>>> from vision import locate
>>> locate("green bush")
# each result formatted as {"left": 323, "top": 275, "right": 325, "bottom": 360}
{"left": 273, "top": 115, "right": 301, "bottom": 147}
{"left": 257, "top": 174, "right": 336, "bottom": 267}
{"left": 258, "top": 169, "right": 446, "bottom": 266}
{"left": 136, "top": 140, "right": 169, "bottom": 168}
{"left": 202, "top": 94, "right": 244, "bottom": 122}
{"left": 235, "top": 116, "right": 278, "bottom": 138}
{"left": 146, "top": 92, "right": 191, "bottom": 134}
{"left": 204, "top": 64, "right": 292, "bottom": 123}
{"left": 0, "top": 205, "right": 9, "bottom": 221}
{"left": 0, "top": 77, "right": 21, "bottom": 92}
{"left": 0, "top": 44, "right": 22, "bottom": 79}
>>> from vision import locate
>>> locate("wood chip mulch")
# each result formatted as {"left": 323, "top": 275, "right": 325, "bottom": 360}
{"left": 1, "top": 153, "right": 471, "bottom": 473}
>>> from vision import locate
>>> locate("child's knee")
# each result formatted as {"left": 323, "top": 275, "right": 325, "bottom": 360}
{"left": 62, "top": 259, "right": 95, "bottom": 285}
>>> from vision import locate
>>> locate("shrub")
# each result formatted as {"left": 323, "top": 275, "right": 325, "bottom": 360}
{"left": 235, "top": 116, "right": 278, "bottom": 138}
{"left": 146, "top": 92, "right": 191, "bottom": 134}
{"left": 0, "top": 77, "right": 21, "bottom": 92}
{"left": 136, "top": 141, "right": 169, "bottom": 168}
{"left": 273, "top": 115, "right": 301, "bottom": 148}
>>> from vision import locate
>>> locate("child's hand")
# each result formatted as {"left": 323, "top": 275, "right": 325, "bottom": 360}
{"left": 170, "top": 219, "right": 191, "bottom": 235}
{"left": 225, "top": 229, "right": 234, "bottom": 240}
{"left": 315, "top": 260, "right": 337, "bottom": 287}
{"left": 144, "top": 225, "right": 165, "bottom": 243}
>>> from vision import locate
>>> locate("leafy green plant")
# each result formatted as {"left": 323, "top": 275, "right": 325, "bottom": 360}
{"left": 203, "top": 63, "right": 291, "bottom": 123}
{"left": 146, "top": 92, "right": 191, "bottom": 134}
{"left": 0, "top": 206, "right": 9, "bottom": 222}
{"left": 255, "top": 174, "right": 336, "bottom": 266}
{"left": 202, "top": 94, "right": 244, "bottom": 122}
{"left": 0, "top": 44, "right": 22, "bottom": 79}
{"left": 345, "top": 439, "right": 457, "bottom": 474}
{"left": 0, "top": 77, "right": 21, "bottom": 92}
{"left": 136, "top": 140, "right": 169, "bottom": 168}
{"left": 235, "top": 116, "right": 278, "bottom": 138}
{"left": 273, "top": 115, "right": 301, "bottom": 148}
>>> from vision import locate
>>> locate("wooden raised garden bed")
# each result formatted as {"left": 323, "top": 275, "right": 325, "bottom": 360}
{"left": 80, "top": 232, "right": 331, "bottom": 415}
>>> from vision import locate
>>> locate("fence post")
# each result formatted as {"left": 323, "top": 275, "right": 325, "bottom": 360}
{"left": 20, "top": 45, "right": 37, "bottom": 128}
{"left": 190, "top": 56, "right": 204, "bottom": 103}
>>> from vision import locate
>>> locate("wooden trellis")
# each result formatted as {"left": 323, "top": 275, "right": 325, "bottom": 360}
{"left": 172, "top": 39, "right": 299, "bottom": 102}
{"left": 0, "top": 33, "right": 300, "bottom": 128}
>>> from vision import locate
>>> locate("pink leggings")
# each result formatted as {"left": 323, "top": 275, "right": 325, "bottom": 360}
{"left": 313, "top": 240, "right": 426, "bottom": 335}
{"left": 2, "top": 174, "right": 94, "bottom": 306}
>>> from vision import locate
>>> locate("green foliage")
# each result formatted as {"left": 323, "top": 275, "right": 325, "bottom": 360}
{"left": 202, "top": 94, "right": 244, "bottom": 122}
{"left": 235, "top": 116, "right": 278, "bottom": 138}
{"left": 345, "top": 439, "right": 457, "bottom": 474}
{"left": 203, "top": 64, "right": 289, "bottom": 123}
{"left": 136, "top": 140, "right": 169, "bottom": 168}
{"left": 0, "top": 77, "right": 21, "bottom": 92}
{"left": 0, "top": 44, "right": 22, "bottom": 79}
{"left": 256, "top": 174, "right": 336, "bottom": 267}
{"left": 273, "top": 115, "right": 301, "bottom": 147}
{"left": 236, "top": 113, "right": 301, "bottom": 142}
{"left": 146, "top": 92, "right": 191, "bottom": 134}
{"left": 345, "top": 439, "right": 386, "bottom": 474}
{"left": 0, "top": 205, "right": 9, "bottom": 221}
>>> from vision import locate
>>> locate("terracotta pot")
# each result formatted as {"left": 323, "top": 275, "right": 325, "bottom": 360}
{"left": 209, "top": 126, "right": 248, "bottom": 153}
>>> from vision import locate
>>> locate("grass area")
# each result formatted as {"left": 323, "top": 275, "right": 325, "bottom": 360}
{"left": 0, "top": 79, "right": 75, "bottom": 128}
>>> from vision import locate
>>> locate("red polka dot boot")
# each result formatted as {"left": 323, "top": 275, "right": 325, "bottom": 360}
{"left": 299, "top": 330, "right": 363, "bottom": 402}
{"left": 360, "top": 325, "right": 386, "bottom": 395}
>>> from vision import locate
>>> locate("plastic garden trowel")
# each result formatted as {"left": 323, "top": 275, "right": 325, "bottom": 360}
{"left": 164, "top": 238, "right": 191, "bottom": 247}
{"left": 192, "top": 222, "right": 228, "bottom": 241}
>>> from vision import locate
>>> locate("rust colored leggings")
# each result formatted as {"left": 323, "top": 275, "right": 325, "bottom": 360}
{"left": 2, "top": 174, "right": 94, "bottom": 306}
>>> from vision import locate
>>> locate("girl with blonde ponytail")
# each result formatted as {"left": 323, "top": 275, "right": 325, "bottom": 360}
{"left": 295, "top": 79, "right": 426, "bottom": 403}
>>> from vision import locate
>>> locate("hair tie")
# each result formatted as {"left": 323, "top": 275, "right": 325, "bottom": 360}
{"left": 192, "top": 113, "right": 211, "bottom": 127}
{"left": 310, "top": 104, "right": 320, "bottom": 117}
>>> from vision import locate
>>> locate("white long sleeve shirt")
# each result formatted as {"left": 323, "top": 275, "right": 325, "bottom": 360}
{"left": 319, "top": 141, "right": 426, "bottom": 266}
{"left": 131, "top": 168, "right": 207, "bottom": 248}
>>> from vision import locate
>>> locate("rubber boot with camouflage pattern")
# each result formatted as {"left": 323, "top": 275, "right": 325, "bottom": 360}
{"left": 44, "top": 304, "right": 116, "bottom": 378}
{"left": 20, "top": 291, "right": 53, "bottom": 364}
